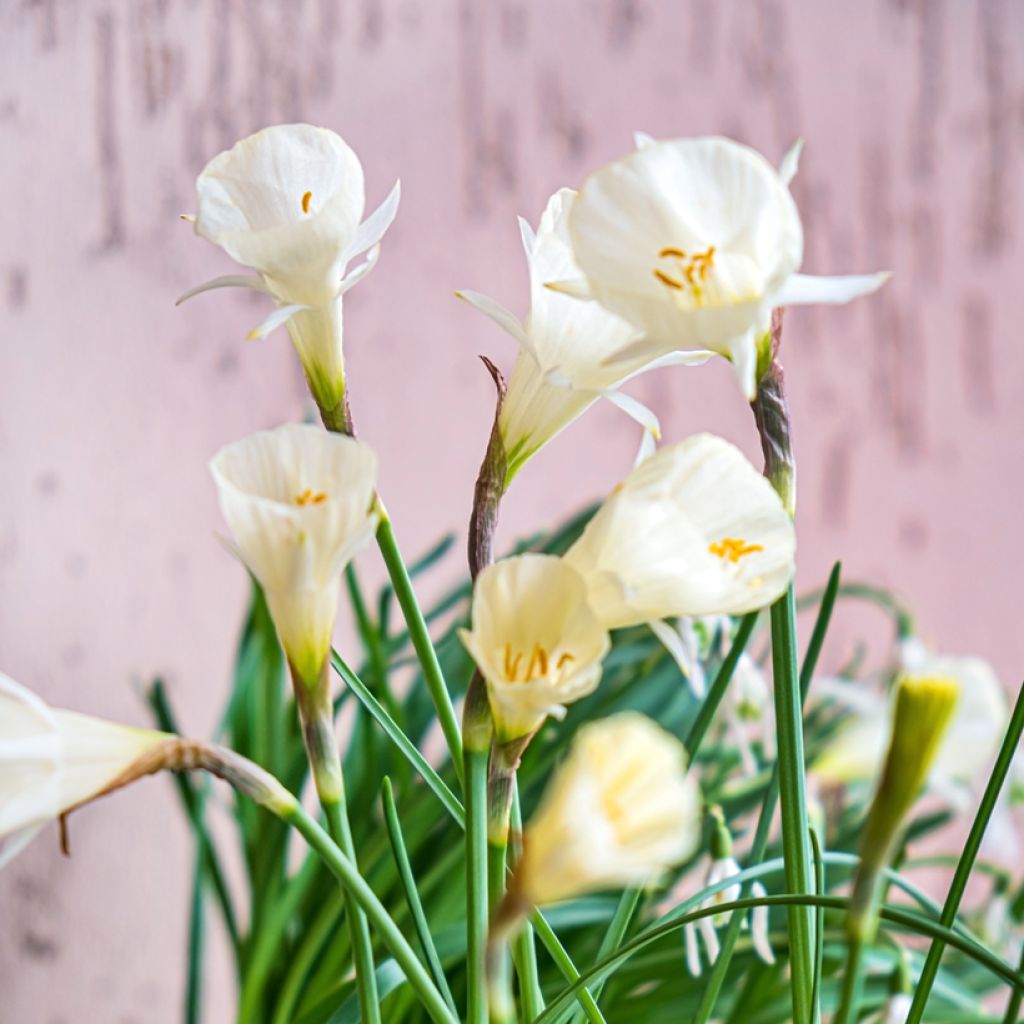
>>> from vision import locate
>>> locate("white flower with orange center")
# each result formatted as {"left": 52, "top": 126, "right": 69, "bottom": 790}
{"left": 179, "top": 124, "right": 400, "bottom": 419}
{"left": 0, "top": 674, "right": 171, "bottom": 868}
{"left": 558, "top": 135, "right": 889, "bottom": 397}
{"left": 564, "top": 433, "right": 795, "bottom": 632}
{"left": 458, "top": 188, "right": 710, "bottom": 484}
{"left": 210, "top": 423, "right": 380, "bottom": 686}
{"left": 458, "top": 553, "right": 609, "bottom": 741}
{"left": 513, "top": 712, "right": 701, "bottom": 906}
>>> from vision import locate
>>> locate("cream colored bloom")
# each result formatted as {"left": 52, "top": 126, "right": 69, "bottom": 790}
{"left": 561, "top": 136, "right": 889, "bottom": 397}
{"left": 813, "top": 651, "right": 1006, "bottom": 800}
{"left": 180, "top": 124, "right": 400, "bottom": 416}
{"left": 459, "top": 554, "right": 610, "bottom": 740}
{"left": 565, "top": 434, "right": 795, "bottom": 630}
{"left": 514, "top": 713, "right": 701, "bottom": 906}
{"left": 0, "top": 675, "right": 169, "bottom": 868}
{"left": 210, "top": 423, "right": 380, "bottom": 686}
{"left": 458, "top": 189, "right": 710, "bottom": 483}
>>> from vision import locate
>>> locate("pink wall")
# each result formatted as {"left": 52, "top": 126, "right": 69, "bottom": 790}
{"left": 2, "top": 1, "right": 1022, "bottom": 1019}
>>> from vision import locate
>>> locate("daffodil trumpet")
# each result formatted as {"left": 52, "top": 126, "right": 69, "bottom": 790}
{"left": 180, "top": 124, "right": 401, "bottom": 432}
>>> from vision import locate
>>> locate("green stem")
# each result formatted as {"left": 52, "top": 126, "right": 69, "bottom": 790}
{"left": 833, "top": 935, "right": 865, "bottom": 1024}
{"left": 323, "top": 798, "right": 381, "bottom": 1024}
{"left": 528, "top": 913, "right": 607, "bottom": 1024}
{"left": 376, "top": 512, "right": 464, "bottom": 784}
{"left": 535, "top": 894, "right": 1024, "bottom": 1024}
{"left": 905, "top": 682, "right": 1024, "bottom": 1024}
{"left": 769, "top": 584, "right": 815, "bottom": 1024}
{"left": 510, "top": 785, "right": 544, "bottom": 1021}
{"left": 466, "top": 745, "right": 491, "bottom": 1024}
{"left": 280, "top": 801, "right": 458, "bottom": 1024}
{"left": 1003, "top": 945, "right": 1024, "bottom": 1024}
{"left": 693, "top": 562, "right": 840, "bottom": 1024}
{"left": 185, "top": 841, "right": 205, "bottom": 1024}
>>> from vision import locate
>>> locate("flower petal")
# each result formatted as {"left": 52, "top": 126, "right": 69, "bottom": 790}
{"left": 634, "top": 130, "right": 656, "bottom": 149}
{"left": 455, "top": 289, "right": 536, "bottom": 357}
{"left": 779, "top": 139, "right": 803, "bottom": 186}
{"left": 246, "top": 303, "right": 311, "bottom": 341}
{"left": 344, "top": 180, "right": 401, "bottom": 262}
{"left": 774, "top": 271, "right": 891, "bottom": 307}
{"left": 176, "top": 274, "right": 272, "bottom": 306}
{"left": 648, "top": 618, "right": 706, "bottom": 698}
{"left": 518, "top": 215, "right": 537, "bottom": 258}
{"left": 337, "top": 244, "right": 380, "bottom": 296}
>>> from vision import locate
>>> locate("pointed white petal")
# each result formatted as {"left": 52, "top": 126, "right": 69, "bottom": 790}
{"left": 779, "top": 139, "right": 804, "bottom": 186}
{"left": 343, "top": 180, "right": 401, "bottom": 261}
{"left": 600, "top": 389, "right": 662, "bottom": 442}
{"left": 337, "top": 244, "right": 380, "bottom": 295}
{"left": 176, "top": 274, "right": 271, "bottom": 306}
{"left": 634, "top": 131, "right": 657, "bottom": 150}
{"left": 729, "top": 328, "right": 759, "bottom": 401}
{"left": 684, "top": 923, "right": 703, "bottom": 976}
{"left": 640, "top": 349, "right": 716, "bottom": 371}
{"left": 246, "top": 303, "right": 310, "bottom": 341}
{"left": 648, "top": 619, "right": 706, "bottom": 698}
{"left": 774, "top": 271, "right": 891, "bottom": 307}
{"left": 697, "top": 916, "right": 721, "bottom": 963}
{"left": 633, "top": 424, "right": 657, "bottom": 467}
{"left": 750, "top": 882, "right": 776, "bottom": 963}
{"left": 544, "top": 278, "right": 594, "bottom": 300}
{"left": 518, "top": 215, "right": 537, "bottom": 258}
{"left": 455, "top": 290, "right": 536, "bottom": 357}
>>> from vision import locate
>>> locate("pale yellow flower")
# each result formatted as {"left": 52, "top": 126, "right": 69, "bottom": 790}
{"left": 0, "top": 674, "right": 169, "bottom": 868}
{"left": 180, "top": 124, "right": 400, "bottom": 417}
{"left": 559, "top": 136, "right": 889, "bottom": 397}
{"left": 514, "top": 713, "right": 701, "bottom": 906}
{"left": 459, "top": 554, "right": 609, "bottom": 741}
{"left": 210, "top": 423, "right": 379, "bottom": 685}
{"left": 565, "top": 433, "right": 795, "bottom": 630}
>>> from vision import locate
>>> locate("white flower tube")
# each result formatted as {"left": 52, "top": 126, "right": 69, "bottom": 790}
{"left": 458, "top": 188, "right": 710, "bottom": 483}
{"left": 0, "top": 675, "right": 171, "bottom": 868}
{"left": 561, "top": 136, "right": 889, "bottom": 397}
{"left": 564, "top": 433, "right": 795, "bottom": 630}
{"left": 513, "top": 712, "right": 701, "bottom": 906}
{"left": 181, "top": 124, "right": 400, "bottom": 423}
{"left": 459, "top": 553, "right": 610, "bottom": 741}
{"left": 210, "top": 423, "right": 380, "bottom": 686}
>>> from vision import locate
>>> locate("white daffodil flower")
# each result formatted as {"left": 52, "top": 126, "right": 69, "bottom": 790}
{"left": 0, "top": 674, "right": 170, "bottom": 869}
{"left": 564, "top": 434, "right": 795, "bottom": 634}
{"left": 180, "top": 124, "right": 400, "bottom": 419}
{"left": 559, "top": 136, "right": 889, "bottom": 398}
{"left": 513, "top": 713, "right": 701, "bottom": 906}
{"left": 458, "top": 553, "right": 609, "bottom": 741}
{"left": 683, "top": 855, "right": 775, "bottom": 976}
{"left": 210, "top": 423, "right": 380, "bottom": 686}
{"left": 457, "top": 188, "right": 711, "bottom": 484}
{"left": 814, "top": 651, "right": 1005, "bottom": 805}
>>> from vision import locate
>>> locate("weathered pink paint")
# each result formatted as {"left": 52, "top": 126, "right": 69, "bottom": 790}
{"left": 1, "top": 0, "right": 1022, "bottom": 1019}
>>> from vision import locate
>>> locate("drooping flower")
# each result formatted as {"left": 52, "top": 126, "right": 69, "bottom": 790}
{"left": 511, "top": 712, "right": 702, "bottom": 907}
{"left": 458, "top": 553, "right": 610, "bottom": 741}
{"left": 180, "top": 124, "right": 400, "bottom": 425}
{"left": 458, "top": 188, "right": 710, "bottom": 484}
{"left": 210, "top": 423, "right": 380, "bottom": 686}
{"left": 564, "top": 434, "right": 795, "bottom": 631}
{"left": 559, "top": 136, "right": 889, "bottom": 397}
{"left": 0, "top": 674, "right": 171, "bottom": 868}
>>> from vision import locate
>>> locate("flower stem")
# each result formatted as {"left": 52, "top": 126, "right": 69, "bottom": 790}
{"left": 466, "top": 743, "right": 491, "bottom": 1024}
{"left": 832, "top": 935, "right": 865, "bottom": 1024}
{"left": 905, "top": 681, "right": 1024, "bottom": 1024}
{"left": 510, "top": 782, "right": 545, "bottom": 1020}
{"left": 770, "top": 584, "right": 815, "bottom": 1024}
{"left": 376, "top": 511, "right": 464, "bottom": 784}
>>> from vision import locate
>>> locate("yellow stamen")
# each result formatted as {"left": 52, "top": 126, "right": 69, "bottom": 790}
{"left": 556, "top": 652, "right": 575, "bottom": 669}
{"left": 709, "top": 537, "right": 764, "bottom": 564}
{"left": 659, "top": 246, "right": 687, "bottom": 259}
{"left": 301, "top": 191, "right": 313, "bottom": 214}
{"left": 295, "top": 488, "right": 328, "bottom": 507}
{"left": 653, "top": 268, "right": 684, "bottom": 290}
